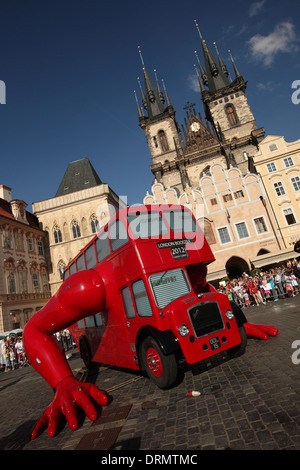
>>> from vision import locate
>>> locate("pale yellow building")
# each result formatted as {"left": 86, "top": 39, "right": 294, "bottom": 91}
{"left": 144, "top": 161, "right": 288, "bottom": 282}
{"left": 32, "top": 159, "right": 126, "bottom": 294}
{"left": 253, "top": 135, "right": 300, "bottom": 251}
{"left": 0, "top": 185, "right": 51, "bottom": 333}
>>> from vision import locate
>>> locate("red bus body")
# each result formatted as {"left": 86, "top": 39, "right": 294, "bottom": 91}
{"left": 63, "top": 204, "right": 244, "bottom": 388}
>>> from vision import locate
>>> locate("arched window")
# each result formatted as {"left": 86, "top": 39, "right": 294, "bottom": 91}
{"left": 53, "top": 225, "right": 62, "bottom": 244}
{"left": 58, "top": 260, "right": 66, "bottom": 280}
{"left": 225, "top": 104, "right": 237, "bottom": 126}
{"left": 71, "top": 220, "right": 81, "bottom": 239}
{"left": 158, "top": 130, "right": 169, "bottom": 152}
{"left": 90, "top": 214, "right": 99, "bottom": 234}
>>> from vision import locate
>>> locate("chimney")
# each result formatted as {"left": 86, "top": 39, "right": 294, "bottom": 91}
{"left": 0, "top": 185, "right": 12, "bottom": 202}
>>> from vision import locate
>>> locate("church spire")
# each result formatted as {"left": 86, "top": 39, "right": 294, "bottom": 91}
{"left": 228, "top": 50, "right": 242, "bottom": 79}
{"left": 137, "top": 46, "right": 165, "bottom": 118}
{"left": 194, "top": 20, "right": 230, "bottom": 93}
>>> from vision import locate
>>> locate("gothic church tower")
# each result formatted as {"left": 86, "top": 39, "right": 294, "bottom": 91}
{"left": 194, "top": 21, "right": 265, "bottom": 173}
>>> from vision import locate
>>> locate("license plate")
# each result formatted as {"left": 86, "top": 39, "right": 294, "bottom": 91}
{"left": 171, "top": 246, "right": 188, "bottom": 259}
{"left": 209, "top": 336, "right": 221, "bottom": 350}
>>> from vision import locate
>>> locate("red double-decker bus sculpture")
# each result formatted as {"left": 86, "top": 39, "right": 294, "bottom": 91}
{"left": 23, "top": 204, "right": 278, "bottom": 439}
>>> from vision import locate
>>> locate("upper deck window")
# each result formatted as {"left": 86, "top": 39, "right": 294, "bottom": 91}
{"left": 95, "top": 231, "right": 111, "bottom": 261}
{"left": 163, "top": 209, "right": 199, "bottom": 234}
{"left": 127, "top": 211, "right": 169, "bottom": 239}
{"left": 85, "top": 244, "right": 97, "bottom": 269}
{"left": 109, "top": 219, "right": 129, "bottom": 251}
{"left": 76, "top": 254, "right": 85, "bottom": 271}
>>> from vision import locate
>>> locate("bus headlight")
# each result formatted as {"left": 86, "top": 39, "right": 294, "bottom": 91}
{"left": 178, "top": 324, "right": 189, "bottom": 337}
{"left": 225, "top": 310, "right": 234, "bottom": 320}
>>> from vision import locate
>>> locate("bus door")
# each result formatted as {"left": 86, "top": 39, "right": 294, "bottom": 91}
{"left": 120, "top": 278, "right": 153, "bottom": 369}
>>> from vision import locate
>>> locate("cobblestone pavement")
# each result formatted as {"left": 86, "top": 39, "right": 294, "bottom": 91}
{"left": 1, "top": 295, "right": 300, "bottom": 451}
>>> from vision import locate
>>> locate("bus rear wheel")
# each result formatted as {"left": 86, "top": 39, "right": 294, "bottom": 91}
{"left": 141, "top": 336, "right": 178, "bottom": 389}
{"left": 79, "top": 335, "right": 97, "bottom": 370}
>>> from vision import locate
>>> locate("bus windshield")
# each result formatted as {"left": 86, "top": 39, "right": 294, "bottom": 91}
{"left": 149, "top": 268, "right": 191, "bottom": 308}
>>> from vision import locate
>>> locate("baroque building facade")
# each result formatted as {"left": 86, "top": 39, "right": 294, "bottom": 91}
{"left": 0, "top": 185, "right": 51, "bottom": 333}
{"left": 136, "top": 24, "right": 296, "bottom": 281}
{"left": 32, "top": 158, "right": 126, "bottom": 294}
{"left": 253, "top": 135, "right": 300, "bottom": 252}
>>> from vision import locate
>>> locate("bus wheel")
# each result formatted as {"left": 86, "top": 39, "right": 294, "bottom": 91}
{"left": 79, "top": 336, "right": 97, "bottom": 370}
{"left": 141, "top": 336, "right": 178, "bottom": 389}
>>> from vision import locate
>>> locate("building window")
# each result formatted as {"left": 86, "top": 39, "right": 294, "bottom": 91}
{"left": 15, "top": 232, "right": 24, "bottom": 251}
{"left": 235, "top": 222, "right": 249, "bottom": 239}
{"left": 37, "top": 240, "right": 44, "bottom": 255}
{"left": 218, "top": 227, "right": 231, "bottom": 244}
{"left": 71, "top": 220, "right": 81, "bottom": 239}
{"left": 7, "top": 270, "right": 16, "bottom": 294}
{"left": 3, "top": 229, "right": 11, "bottom": 248}
{"left": 223, "top": 193, "right": 233, "bottom": 202}
{"left": 266, "top": 162, "right": 277, "bottom": 173}
{"left": 58, "top": 260, "right": 66, "bottom": 280}
{"left": 225, "top": 104, "right": 237, "bottom": 126}
{"left": 291, "top": 176, "right": 300, "bottom": 191}
{"left": 273, "top": 181, "right": 285, "bottom": 196}
{"left": 90, "top": 215, "right": 99, "bottom": 234}
{"left": 54, "top": 225, "right": 62, "bottom": 244}
{"left": 254, "top": 217, "right": 268, "bottom": 234}
{"left": 19, "top": 271, "right": 28, "bottom": 294}
{"left": 158, "top": 130, "right": 169, "bottom": 152}
{"left": 210, "top": 198, "right": 217, "bottom": 206}
{"left": 27, "top": 238, "right": 35, "bottom": 252}
{"left": 32, "top": 273, "right": 40, "bottom": 293}
{"left": 283, "top": 208, "right": 296, "bottom": 225}
{"left": 234, "top": 190, "right": 244, "bottom": 199}
{"left": 283, "top": 156, "right": 294, "bottom": 168}
{"left": 269, "top": 143, "right": 278, "bottom": 152}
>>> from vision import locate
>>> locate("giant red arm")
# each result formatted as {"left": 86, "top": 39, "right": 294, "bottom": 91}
{"left": 23, "top": 269, "right": 108, "bottom": 439}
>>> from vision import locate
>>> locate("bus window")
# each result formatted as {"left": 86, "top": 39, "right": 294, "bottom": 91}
{"left": 85, "top": 315, "right": 95, "bottom": 328}
{"left": 64, "top": 270, "right": 70, "bottom": 280}
{"left": 85, "top": 244, "right": 97, "bottom": 269}
{"left": 164, "top": 209, "right": 199, "bottom": 233}
{"left": 109, "top": 219, "right": 128, "bottom": 251}
{"left": 121, "top": 286, "right": 136, "bottom": 319}
{"left": 94, "top": 312, "right": 103, "bottom": 326}
{"left": 132, "top": 280, "right": 152, "bottom": 317}
{"left": 76, "top": 254, "right": 85, "bottom": 271}
{"left": 127, "top": 211, "right": 169, "bottom": 238}
{"left": 77, "top": 319, "right": 85, "bottom": 330}
{"left": 149, "top": 269, "right": 191, "bottom": 309}
{"left": 95, "top": 231, "right": 110, "bottom": 262}
{"left": 69, "top": 263, "right": 76, "bottom": 275}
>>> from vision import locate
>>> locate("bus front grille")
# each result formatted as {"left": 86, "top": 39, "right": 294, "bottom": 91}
{"left": 188, "top": 301, "right": 224, "bottom": 338}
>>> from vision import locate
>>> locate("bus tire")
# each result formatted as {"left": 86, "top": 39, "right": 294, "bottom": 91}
{"left": 140, "top": 336, "right": 178, "bottom": 389}
{"left": 79, "top": 335, "right": 97, "bottom": 370}
{"left": 227, "top": 326, "right": 247, "bottom": 357}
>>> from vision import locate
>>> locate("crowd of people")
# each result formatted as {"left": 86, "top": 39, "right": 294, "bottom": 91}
{"left": 0, "top": 328, "right": 74, "bottom": 373}
{"left": 0, "top": 335, "right": 29, "bottom": 372}
{"left": 218, "top": 263, "right": 300, "bottom": 308}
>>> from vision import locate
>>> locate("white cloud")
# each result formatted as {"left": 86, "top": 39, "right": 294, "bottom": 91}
{"left": 249, "top": 0, "right": 266, "bottom": 17}
{"left": 247, "top": 21, "right": 298, "bottom": 65}
{"left": 187, "top": 74, "right": 200, "bottom": 93}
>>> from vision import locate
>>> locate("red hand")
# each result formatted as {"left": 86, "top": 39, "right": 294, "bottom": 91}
{"left": 31, "top": 376, "right": 108, "bottom": 439}
{"left": 244, "top": 322, "right": 278, "bottom": 340}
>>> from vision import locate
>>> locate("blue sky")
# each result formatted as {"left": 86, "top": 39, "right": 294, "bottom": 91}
{"left": 0, "top": 0, "right": 299, "bottom": 209}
